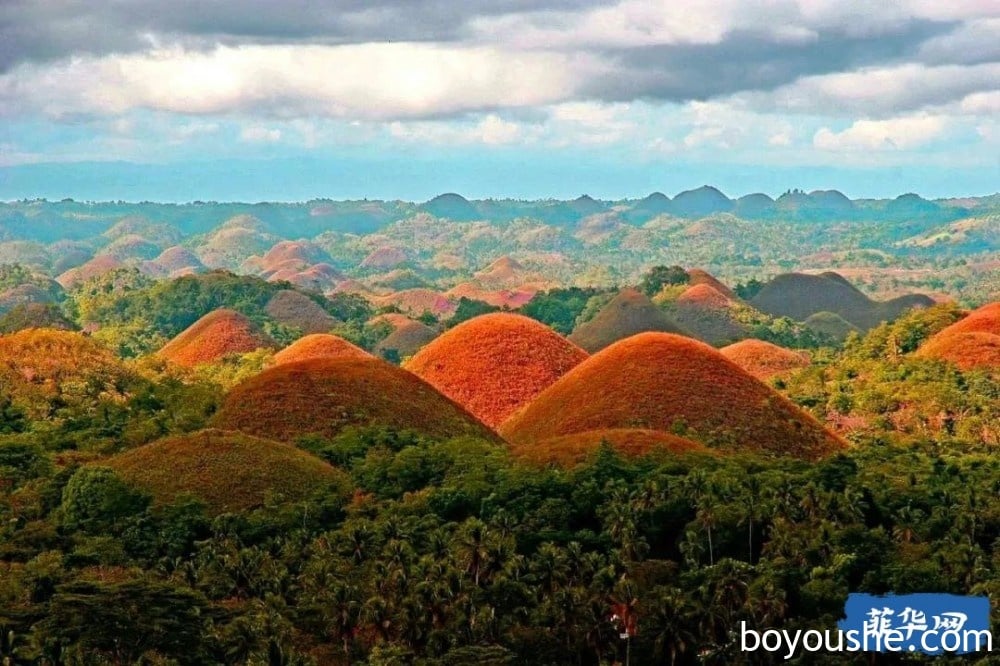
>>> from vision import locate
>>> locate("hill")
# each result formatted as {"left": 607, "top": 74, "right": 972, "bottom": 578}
{"left": 370, "top": 289, "right": 457, "bottom": 317}
{"left": 500, "top": 332, "right": 843, "bottom": 459}
{"left": 671, "top": 185, "right": 733, "bottom": 217}
{"left": 56, "top": 255, "right": 124, "bottom": 289}
{"left": 418, "top": 193, "right": 480, "bottom": 221}
{"left": 914, "top": 302, "right": 1000, "bottom": 371}
{"left": 374, "top": 320, "right": 439, "bottom": 360}
{"left": 273, "top": 333, "right": 371, "bottom": 365}
{"left": 404, "top": 313, "right": 588, "bottom": 428}
{"left": 720, "top": 339, "right": 810, "bottom": 380}
{"left": 916, "top": 331, "right": 1000, "bottom": 372}
{"left": 569, "top": 288, "right": 689, "bottom": 352}
{"left": 146, "top": 246, "right": 205, "bottom": 276}
{"left": 157, "top": 308, "right": 276, "bottom": 367}
{"left": 686, "top": 268, "right": 737, "bottom": 299}
{"left": 104, "top": 429, "right": 352, "bottom": 514}
{"left": 511, "top": 428, "right": 709, "bottom": 467}
{"left": 212, "top": 357, "right": 498, "bottom": 442}
{"left": 750, "top": 272, "right": 932, "bottom": 330}
{"left": 265, "top": 290, "right": 338, "bottom": 334}
{"left": 666, "top": 284, "right": 747, "bottom": 345}
{"left": 803, "top": 311, "right": 859, "bottom": 342}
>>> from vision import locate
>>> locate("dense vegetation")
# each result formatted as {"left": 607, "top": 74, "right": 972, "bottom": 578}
{"left": 0, "top": 299, "right": 996, "bottom": 663}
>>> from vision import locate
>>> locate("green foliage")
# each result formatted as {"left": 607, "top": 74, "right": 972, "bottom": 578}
{"left": 518, "top": 287, "right": 606, "bottom": 335}
{"left": 59, "top": 467, "right": 150, "bottom": 535}
{"left": 446, "top": 297, "right": 501, "bottom": 327}
{"left": 734, "top": 277, "right": 765, "bottom": 300}
{"left": 639, "top": 264, "right": 689, "bottom": 296}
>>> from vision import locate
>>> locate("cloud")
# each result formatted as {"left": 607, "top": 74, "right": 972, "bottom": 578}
{"left": 813, "top": 114, "right": 948, "bottom": 151}
{"left": 389, "top": 113, "right": 531, "bottom": 145}
{"left": 0, "top": 43, "right": 597, "bottom": 120}
{"left": 240, "top": 125, "right": 282, "bottom": 143}
{"left": 757, "top": 62, "right": 1000, "bottom": 116}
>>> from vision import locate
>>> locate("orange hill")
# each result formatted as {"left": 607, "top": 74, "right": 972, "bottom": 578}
{"left": 511, "top": 429, "right": 709, "bottom": 467}
{"left": 932, "top": 302, "right": 1000, "bottom": 337}
{"left": 916, "top": 332, "right": 1000, "bottom": 372}
{"left": 569, "top": 288, "right": 689, "bottom": 352}
{"left": 273, "top": 333, "right": 371, "bottom": 365}
{"left": 104, "top": 429, "right": 352, "bottom": 514}
{"left": 501, "top": 332, "right": 843, "bottom": 460}
{"left": 686, "top": 268, "right": 737, "bottom": 299}
{"left": 720, "top": 339, "right": 810, "bottom": 380}
{"left": 158, "top": 309, "right": 276, "bottom": 367}
{"left": 405, "top": 313, "right": 588, "bottom": 428}
{"left": 212, "top": 357, "right": 498, "bottom": 442}
{"left": 914, "top": 302, "right": 1000, "bottom": 371}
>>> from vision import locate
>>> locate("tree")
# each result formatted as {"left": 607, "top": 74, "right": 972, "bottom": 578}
{"left": 59, "top": 467, "right": 150, "bottom": 535}
{"left": 638, "top": 265, "right": 689, "bottom": 297}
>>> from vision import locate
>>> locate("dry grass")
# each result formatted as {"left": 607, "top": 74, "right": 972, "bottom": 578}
{"left": 212, "top": 357, "right": 499, "bottom": 442}
{"left": 158, "top": 309, "right": 276, "bottom": 367}
{"left": 265, "top": 290, "right": 338, "bottom": 334}
{"left": 720, "top": 339, "right": 810, "bottom": 380}
{"left": 374, "top": 321, "right": 440, "bottom": 359}
{"left": 935, "top": 302, "right": 1000, "bottom": 337}
{"left": 104, "top": 429, "right": 352, "bottom": 514}
{"left": 803, "top": 311, "right": 859, "bottom": 342}
{"left": 569, "top": 288, "right": 688, "bottom": 352}
{"left": 273, "top": 333, "right": 371, "bottom": 365}
{"left": 501, "top": 332, "right": 844, "bottom": 460}
{"left": 360, "top": 247, "right": 408, "bottom": 269}
{"left": 405, "top": 313, "right": 588, "bottom": 428}
{"left": 56, "top": 255, "right": 124, "bottom": 289}
{"left": 668, "top": 284, "right": 747, "bottom": 345}
{"left": 686, "top": 268, "right": 737, "bottom": 299}
{"left": 371, "top": 289, "right": 457, "bottom": 317}
{"left": 916, "top": 331, "right": 1000, "bottom": 372}
{"left": 511, "top": 428, "right": 710, "bottom": 467}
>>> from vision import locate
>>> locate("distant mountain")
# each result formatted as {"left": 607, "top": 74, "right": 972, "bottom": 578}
{"left": 733, "top": 193, "right": 775, "bottom": 218}
{"left": 418, "top": 193, "right": 480, "bottom": 221}
{"left": 670, "top": 185, "right": 733, "bottom": 218}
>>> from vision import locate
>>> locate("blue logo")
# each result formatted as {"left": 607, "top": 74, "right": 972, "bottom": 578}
{"left": 839, "top": 593, "right": 991, "bottom": 655}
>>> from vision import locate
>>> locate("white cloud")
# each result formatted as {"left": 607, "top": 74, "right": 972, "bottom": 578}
{"left": 960, "top": 90, "right": 1000, "bottom": 115}
{"left": 0, "top": 43, "right": 598, "bottom": 121}
{"left": 759, "top": 62, "right": 1000, "bottom": 116}
{"left": 388, "top": 113, "right": 530, "bottom": 146}
{"left": 813, "top": 114, "right": 947, "bottom": 151}
{"left": 240, "top": 125, "right": 282, "bottom": 142}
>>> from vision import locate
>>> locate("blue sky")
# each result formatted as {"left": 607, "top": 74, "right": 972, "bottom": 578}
{"left": 1, "top": 1, "right": 997, "bottom": 202}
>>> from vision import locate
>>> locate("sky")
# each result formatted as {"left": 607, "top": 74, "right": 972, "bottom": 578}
{"left": 0, "top": 0, "right": 997, "bottom": 201}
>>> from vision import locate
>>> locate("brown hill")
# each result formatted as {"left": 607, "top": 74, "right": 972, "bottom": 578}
{"left": 374, "top": 320, "right": 439, "bottom": 359}
{"left": 273, "top": 334, "right": 371, "bottom": 365}
{"left": 150, "top": 246, "right": 204, "bottom": 274}
{"left": 720, "top": 339, "right": 810, "bottom": 380}
{"left": 664, "top": 284, "right": 747, "bottom": 345}
{"left": 157, "top": 309, "right": 276, "bottom": 367}
{"left": 259, "top": 240, "right": 331, "bottom": 273}
{"left": 686, "top": 268, "right": 737, "bottom": 299}
{"left": 370, "top": 289, "right": 457, "bottom": 317}
{"left": 360, "top": 246, "right": 408, "bottom": 270}
{"left": 212, "top": 357, "right": 498, "bottom": 442}
{"left": 405, "top": 313, "right": 588, "bottom": 428}
{"left": 56, "top": 255, "right": 124, "bottom": 289}
{"left": 569, "top": 288, "right": 689, "bottom": 352}
{"left": 265, "top": 290, "right": 338, "bottom": 334}
{"left": 750, "top": 272, "right": 932, "bottom": 330}
{"left": 916, "top": 332, "right": 1000, "bottom": 372}
{"left": 104, "top": 429, "right": 352, "bottom": 514}
{"left": 933, "top": 302, "right": 1000, "bottom": 337}
{"left": 511, "top": 428, "right": 709, "bottom": 467}
{"left": 803, "top": 311, "right": 860, "bottom": 342}
{"left": 501, "top": 332, "right": 843, "bottom": 460}
{"left": 446, "top": 282, "right": 538, "bottom": 308}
